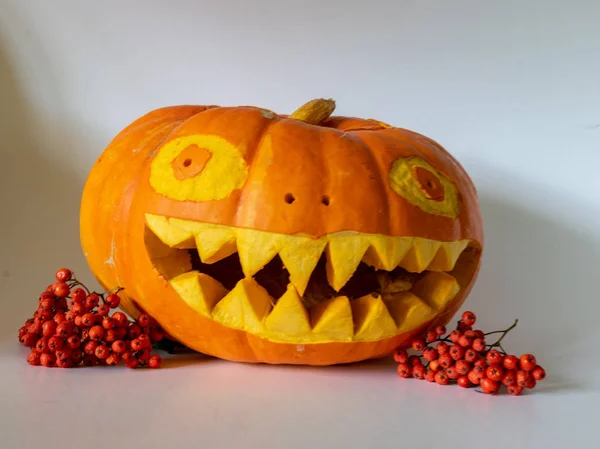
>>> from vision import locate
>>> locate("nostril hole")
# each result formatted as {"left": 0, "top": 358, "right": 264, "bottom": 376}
{"left": 321, "top": 195, "right": 330, "bottom": 206}
{"left": 284, "top": 193, "right": 295, "bottom": 204}
{"left": 183, "top": 158, "right": 192, "bottom": 167}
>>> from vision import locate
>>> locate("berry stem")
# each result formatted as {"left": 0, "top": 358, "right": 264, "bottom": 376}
{"left": 486, "top": 319, "right": 518, "bottom": 350}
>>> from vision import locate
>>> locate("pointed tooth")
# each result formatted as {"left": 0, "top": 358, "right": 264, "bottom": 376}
{"left": 383, "top": 291, "right": 436, "bottom": 332}
{"left": 399, "top": 238, "right": 442, "bottom": 272}
{"left": 310, "top": 296, "right": 354, "bottom": 341}
{"left": 169, "top": 271, "right": 227, "bottom": 317}
{"left": 265, "top": 284, "right": 311, "bottom": 336}
{"left": 144, "top": 228, "right": 192, "bottom": 278}
{"left": 211, "top": 278, "right": 273, "bottom": 333}
{"left": 351, "top": 294, "right": 397, "bottom": 340}
{"left": 427, "top": 240, "right": 470, "bottom": 271}
{"left": 279, "top": 236, "right": 327, "bottom": 296}
{"left": 194, "top": 228, "right": 237, "bottom": 264}
{"left": 326, "top": 233, "right": 371, "bottom": 291}
{"left": 237, "top": 229, "right": 284, "bottom": 277}
{"left": 145, "top": 213, "right": 194, "bottom": 248}
{"left": 363, "top": 236, "right": 413, "bottom": 271}
{"left": 411, "top": 272, "right": 460, "bottom": 310}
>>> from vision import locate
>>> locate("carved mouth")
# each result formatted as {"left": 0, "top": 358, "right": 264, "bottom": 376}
{"left": 144, "top": 213, "right": 478, "bottom": 343}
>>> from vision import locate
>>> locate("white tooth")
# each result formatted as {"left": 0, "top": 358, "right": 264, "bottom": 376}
{"left": 211, "top": 278, "right": 273, "bottom": 333}
{"left": 427, "top": 240, "right": 470, "bottom": 271}
{"left": 145, "top": 213, "right": 194, "bottom": 248}
{"left": 237, "top": 229, "right": 284, "bottom": 277}
{"left": 169, "top": 271, "right": 227, "bottom": 317}
{"left": 326, "top": 232, "right": 370, "bottom": 291}
{"left": 399, "top": 237, "right": 442, "bottom": 272}
{"left": 279, "top": 236, "right": 327, "bottom": 296}
{"left": 363, "top": 236, "right": 413, "bottom": 271}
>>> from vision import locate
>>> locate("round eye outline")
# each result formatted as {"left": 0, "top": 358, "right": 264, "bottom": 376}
{"left": 149, "top": 134, "right": 249, "bottom": 202}
{"left": 388, "top": 156, "right": 460, "bottom": 219}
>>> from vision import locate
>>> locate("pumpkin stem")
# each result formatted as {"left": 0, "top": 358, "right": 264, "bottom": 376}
{"left": 290, "top": 98, "right": 336, "bottom": 125}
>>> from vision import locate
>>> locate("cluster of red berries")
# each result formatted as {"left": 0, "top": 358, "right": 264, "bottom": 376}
{"left": 18, "top": 268, "right": 164, "bottom": 369}
{"left": 394, "top": 311, "right": 546, "bottom": 395}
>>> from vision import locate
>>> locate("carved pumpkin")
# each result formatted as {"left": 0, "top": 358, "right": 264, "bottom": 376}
{"left": 80, "top": 98, "right": 483, "bottom": 365}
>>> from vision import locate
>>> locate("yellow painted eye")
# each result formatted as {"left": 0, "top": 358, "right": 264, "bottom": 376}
{"left": 149, "top": 135, "right": 249, "bottom": 202}
{"left": 389, "top": 156, "right": 460, "bottom": 219}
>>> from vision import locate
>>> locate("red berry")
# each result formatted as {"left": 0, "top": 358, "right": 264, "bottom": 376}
{"left": 125, "top": 358, "right": 139, "bottom": 369}
{"left": 425, "top": 331, "right": 437, "bottom": 343}
{"left": 507, "top": 385, "right": 523, "bottom": 396}
{"left": 71, "top": 303, "right": 86, "bottom": 317}
{"left": 111, "top": 340, "right": 127, "bottom": 354}
{"left": 461, "top": 311, "right": 476, "bottom": 326}
{"left": 56, "top": 358, "right": 74, "bottom": 368}
{"left": 127, "top": 323, "right": 142, "bottom": 339}
{"left": 111, "top": 312, "right": 129, "bottom": 328}
{"left": 438, "top": 353, "right": 453, "bottom": 369}
{"left": 102, "top": 317, "right": 116, "bottom": 330}
{"left": 136, "top": 349, "right": 151, "bottom": 362}
{"left": 42, "top": 321, "right": 57, "bottom": 338}
{"left": 480, "top": 378, "right": 500, "bottom": 394}
{"left": 516, "top": 370, "right": 532, "bottom": 387}
{"left": 503, "top": 355, "right": 519, "bottom": 371}
{"left": 397, "top": 363, "right": 412, "bottom": 378}
{"left": 121, "top": 350, "right": 134, "bottom": 361}
{"left": 525, "top": 377, "right": 537, "bottom": 389}
{"left": 422, "top": 347, "right": 438, "bottom": 362}
{"left": 472, "top": 338, "right": 486, "bottom": 352}
{"left": 55, "top": 348, "right": 72, "bottom": 362}
{"left": 27, "top": 320, "right": 43, "bottom": 336}
{"left": 464, "top": 330, "right": 478, "bottom": 339}
{"left": 105, "top": 353, "right": 121, "bottom": 366}
{"left": 137, "top": 314, "right": 152, "bottom": 328}
{"left": 468, "top": 370, "right": 481, "bottom": 385}
{"left": 457, "top": 376, "right": 471, "bottom": 388}
{"left": 150, "top": 328, "right": 165, "bottom": 343}
{"left": 81, "top": 313, "right": 96, "bottom": 327}
{"left": 486, "top": 364, "right": 505, "bottom": 382}
{"left": 473, "top": 330, "right": 485, "bottom": 339}
{"left": 20, "top": 333, "right": 38, "bottom": 348}
{"left": 449, "top": 345, "right": 464, "bottom": 361}
{"left": 148, "top": 355, "right": 162, "bottom": 369}
{"left": 457, "top": 321, "right": 472, "bottom": 332}
{"left": 74, "top": 316, "right": 83, "bottom": 327}
{"left": 114, "top": 327, "right": 127, "bottom": 340}
{"left": 502, "top": 370, "right": 517, "bottom": 386}
{"left": 55, "top": 297, "right": 68, "bottom": 311}
{"left": 475, "top": 358, "right": 488, "bottom": 369}
{"left": 130, "top": 339, "right": 143, "bottom": 352}
{"left": 104, "top": 329, "right": 118, "bottom": 343}
{"left": 65, "top": 311, "right": 76, "bottom": 322}
{"left": 464, "top": 348, "right": 478, "bottom": 362}
{"left": 458, "top": 335, "right": 473, "bottom": 348}
{"left": 83, "top": 354, "right": 97, "bottom": 366}
{"left": 412, "top": 364, "right": 426, "bottom": 379}
{"left": 53, "top": 312, "right": 66, "bottom": 324}
{"left": 66, "top": 335, "right": 81, "bottom": 349}
{"left": 105, "top": 294, "right": 121, "bottom": 309}
{"left": 70, "top": 349, "right": 83, "bottom": 365}
{"left": 27, "top": 351, "right": 41, "bottom": 366}
{"left": 446, "top": 366, "right": 459, "bottom": 380}
{"left": 486, "top": 350, "right": 504, "bottom": 365}
{"left": 94, "top": 345, "right": 109, "bottom": 359}
{"left": 425, "top": 369, "right": 436, "bottom": 382}
{"left": 89, "top": 325, "right": 105, "bottom": 341}
{"left": 455, "top": 360, "right": 471, "bottom": 376}
{"left": 519, "top": 354, "right": 537, "bottom": 371}
{"left": 38, "top": 309, "right": 54, "bottom": 321}
{"left": 429, "top": 359, "right": 441, "bottom": 372}
{"left": 53, "top": 282, "right": 70, "bottom": 298}
{"left": 436, "top": 342, "right": 449, "bottom": 354}
{"left": 408, "top": 355, "right": 422, "bottom": 366}
{"left": 35, "top": 337, "right": 50, "bottom": 354}
{"left": 411, "top": 339, "right": 426, "bottom": 352}
{"left": 71, "top": 288, "right": 86, "bottom": 304}
{"left": 83, "top": 341, "right": 98, "bottom": 355}
{"left": 532, "top": 366, "right": 546, "bottom": 381}
{"left": 81, "top": 329, "right": 90, "bottom": 341}
{"left": 435, "top": 370, "right": 449, "bottom": 385}
{"left": 47, "top": 336, "right": 64, "bottom": 352}
{"left": 449, "top": 330, "right": 462, "bottom": 343}
{"left": 85, "top": 293, "right": 100, "bottom": 309}
{"left": 435, "top": 325, "right": 446, "bottom": 336}
{"left": 97, "top": 304, "right": 110, "bottom": 316}
{"left": 55, "top": 268, "right": 72, "bottom": 282}
{"left": 39, "top": 297, "right": 55, "bottom": 311}
{"left": 40, "top": 353, "right": 57, "bottom": 367}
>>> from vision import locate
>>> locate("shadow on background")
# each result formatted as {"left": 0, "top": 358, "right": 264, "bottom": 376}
{"left": 0, "top": 36, "right": 102, "bottom": 343}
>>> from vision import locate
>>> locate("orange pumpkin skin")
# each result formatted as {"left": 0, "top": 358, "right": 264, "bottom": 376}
{"left": 80, "top": 103, "right": 483, "bottom": 365}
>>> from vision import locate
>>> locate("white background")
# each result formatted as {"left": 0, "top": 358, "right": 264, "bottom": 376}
{"left": 1, "top": 1, "right": 599, "bottom": 448}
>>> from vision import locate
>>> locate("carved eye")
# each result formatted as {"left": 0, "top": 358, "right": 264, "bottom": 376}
{"left": 388, "top": 156, "right": 460, "bottom": 219}
{"left": 149, "top": 135, "right": 248, "bottom": 202}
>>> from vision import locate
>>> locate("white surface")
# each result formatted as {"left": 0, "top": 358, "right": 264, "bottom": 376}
{"left": 1, "top": 1, "right": 599, "bottom": 448}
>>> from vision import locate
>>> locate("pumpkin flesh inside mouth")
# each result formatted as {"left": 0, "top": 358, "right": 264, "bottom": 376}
{"left": 145, "top": 213, "right": 476, "bottom": 344}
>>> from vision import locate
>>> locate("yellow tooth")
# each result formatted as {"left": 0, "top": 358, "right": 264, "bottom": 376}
{"left": 411, "top": 272, "right": 460, "bottom": 310}
{"left": 310, "top": 295, "right": 353, "bottom": 341}
{"left": 383, "top": 291, "right": 436, "bottom": 332}
{"left": 427, "top": 240, "right": 470, "bottom": 271}
{"left": 264, "top": 284, "right": 311, "bottom": 336}
{"left": 326, "top": 233, "right": 371, "bottom": 291}
{"left": 363, "top": 236, "right": 413, "bottom": 270}
{"left": 194, "top": 228, "right": 237, "bottom": 264}
{"left": 279, "top": 236, "right": 327, "bottom": 296}
{"left": 144, "top": 228, "right": 192, "bottom": 278}
{"left": 145, "top": 213, "right": 194, "bottom": 248}
{"left": 352, "top": 294, "right": 397, "bottom": 340}
{"left": 169, "top": 271, "right": 227, "bottom": 316}
{"left": 237, "top": 229, "right": 284, "bottom": 277}
{"left": 211, "top": 278, "right": 273, "bottom": 333}
{"left": 400, "top": 237, "right": 442, "bottom": 272}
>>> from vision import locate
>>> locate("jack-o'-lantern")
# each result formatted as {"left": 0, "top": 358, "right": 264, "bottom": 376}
{"left": 80, "top": 98, "right": 483, "bottom": 365}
